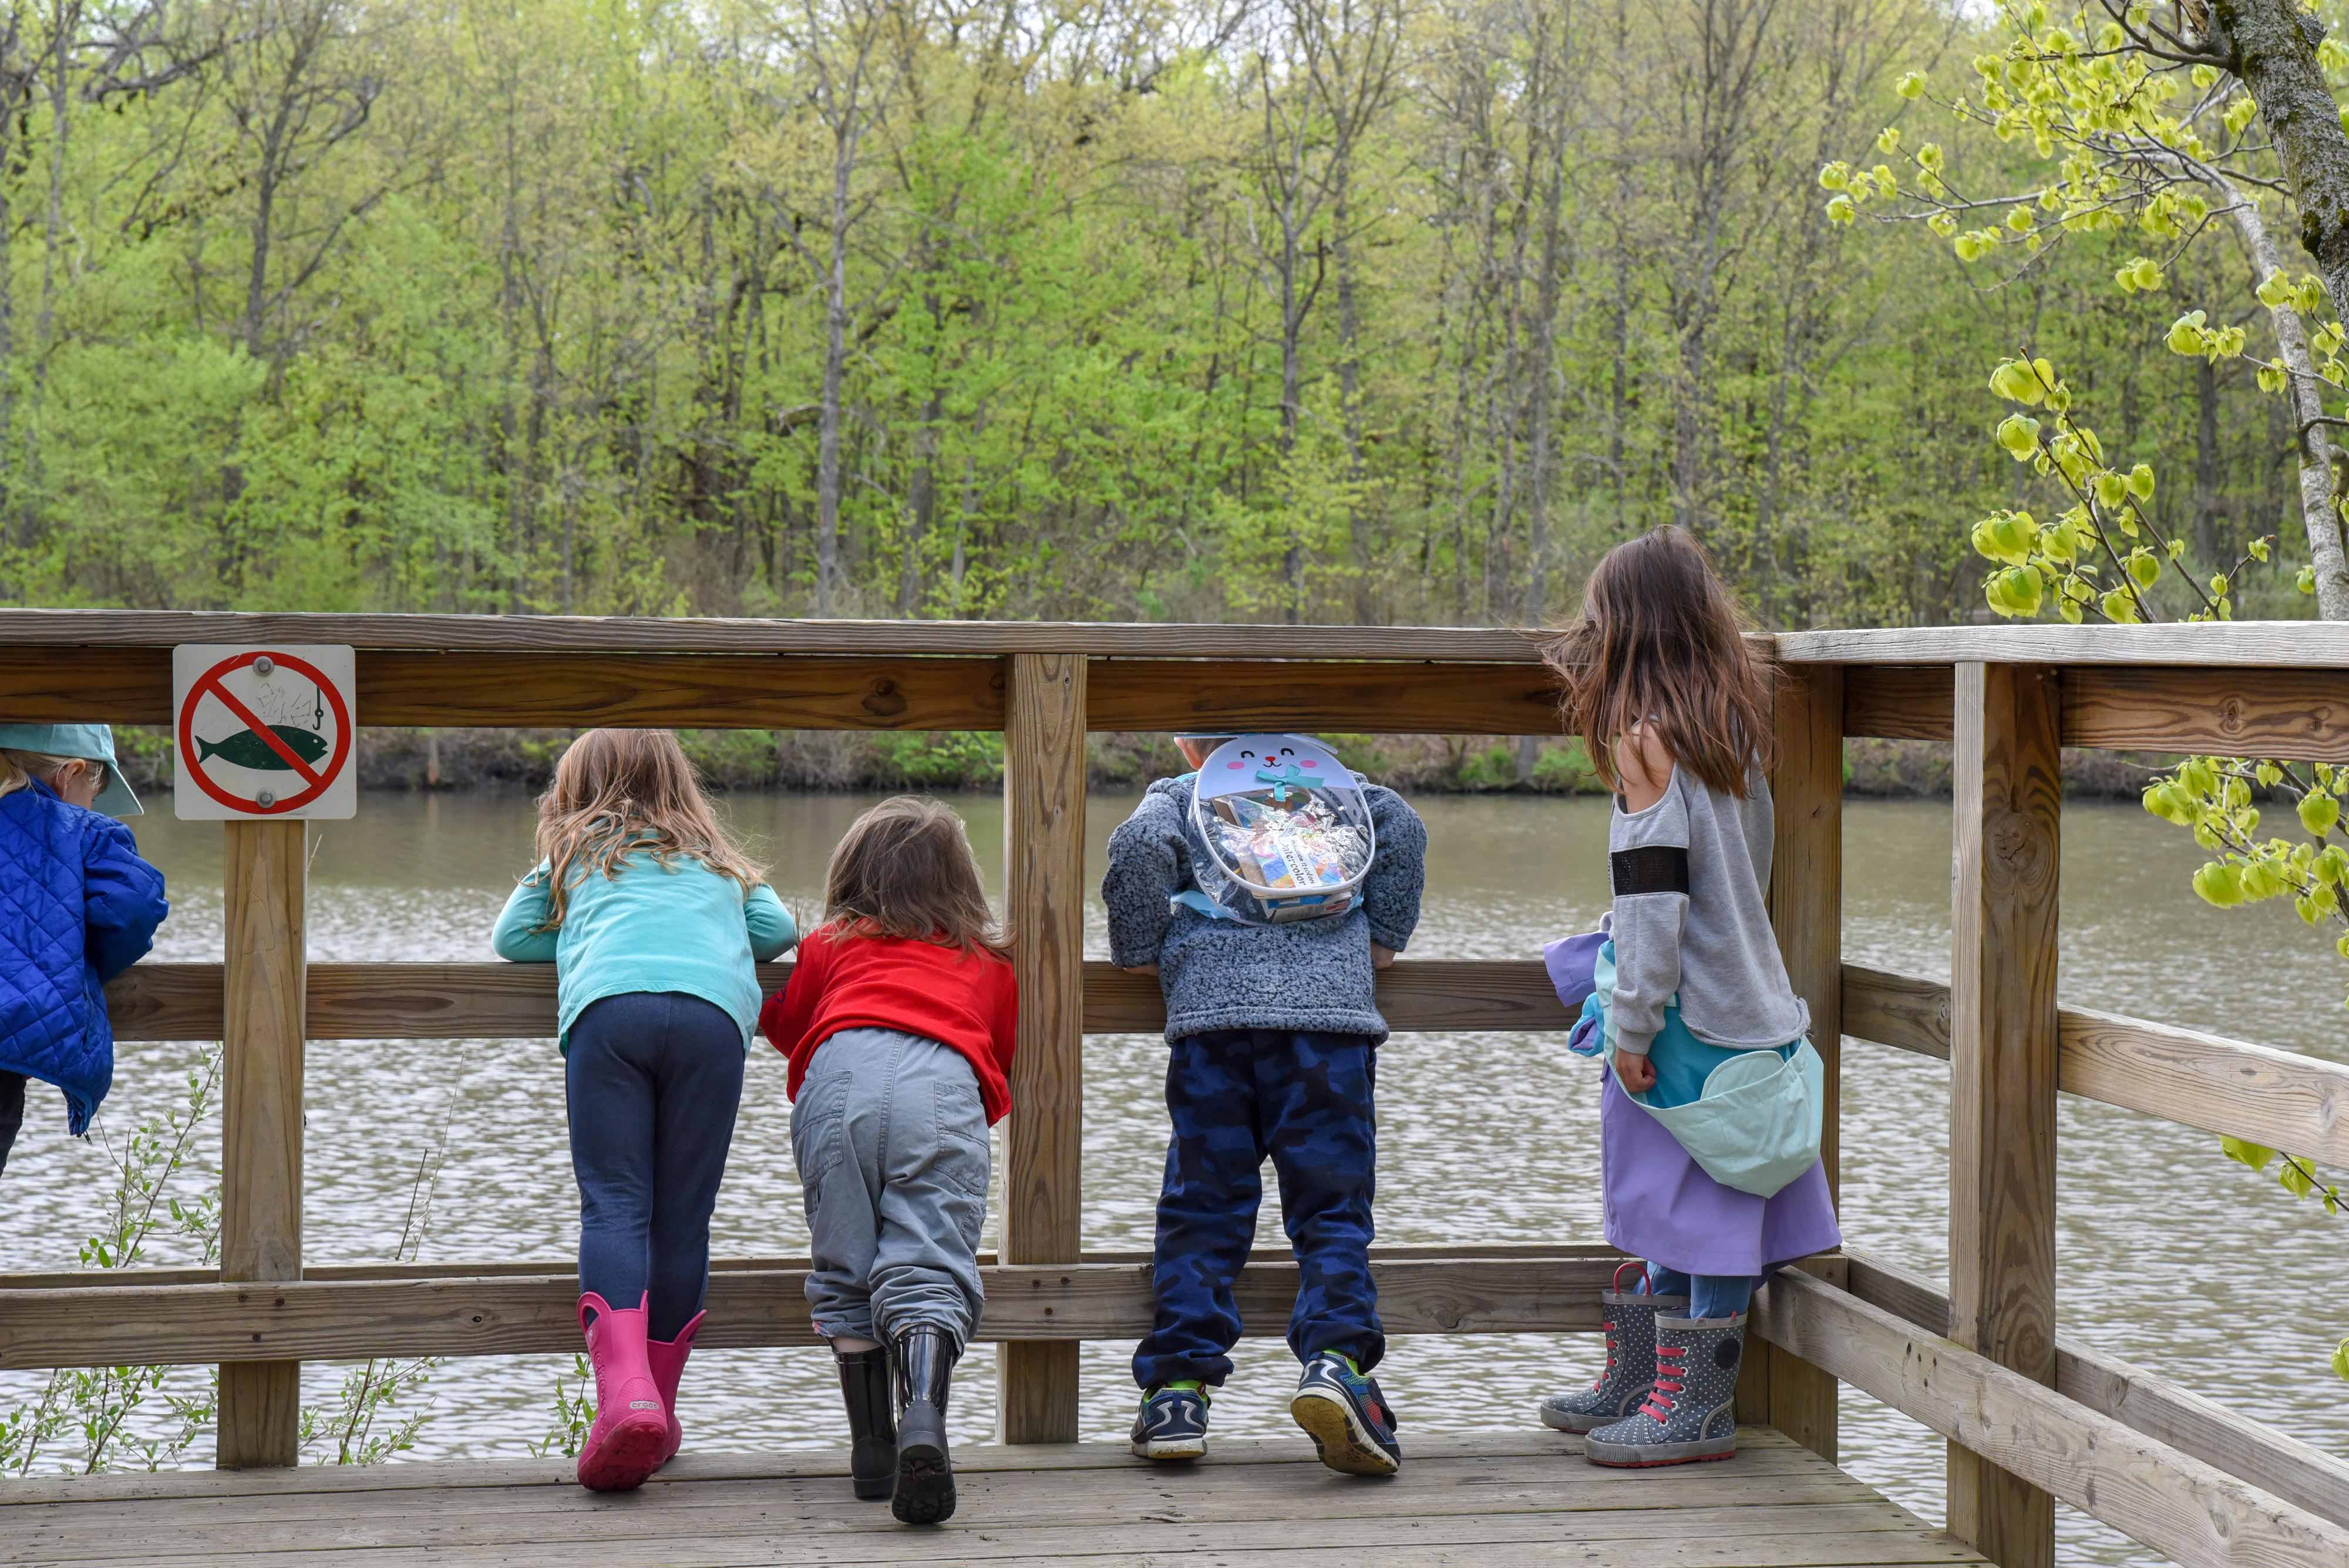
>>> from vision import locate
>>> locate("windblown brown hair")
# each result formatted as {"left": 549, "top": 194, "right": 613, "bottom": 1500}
{"left": 1542, "top": 526, "right": 1778, "bottom": 799}
{"left": 822, "top": 796, "right": 1008, "bottom": 957}
{"left": 529, "top": 729, "right": 765, "bottom": 930}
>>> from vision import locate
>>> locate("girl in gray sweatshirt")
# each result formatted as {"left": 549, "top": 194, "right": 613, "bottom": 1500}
{"left": 1532, "top": 525, "right": 1838, "bottom": 1470}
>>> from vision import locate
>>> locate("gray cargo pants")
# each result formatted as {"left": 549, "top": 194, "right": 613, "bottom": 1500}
{"left": 792, "top": 1028, "right": 991, "bottom": 1351}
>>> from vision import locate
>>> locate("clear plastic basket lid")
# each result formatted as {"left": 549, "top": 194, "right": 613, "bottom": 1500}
{"left": 1184, "top": 734, "right": 1376, "bottom": 923}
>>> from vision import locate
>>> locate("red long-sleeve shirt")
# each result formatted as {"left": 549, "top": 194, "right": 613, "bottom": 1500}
{"left": 758, "top": 925, "right": 1019, "bottom": 1124}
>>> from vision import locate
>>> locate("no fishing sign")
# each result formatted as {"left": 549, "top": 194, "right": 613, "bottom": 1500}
{"left": 171, "top": 645, "right": 358, "bottom": 820}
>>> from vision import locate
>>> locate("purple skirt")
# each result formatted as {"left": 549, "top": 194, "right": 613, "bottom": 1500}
{"left": 1600, "top": 1067, "right": 1840, "bottom": 1277}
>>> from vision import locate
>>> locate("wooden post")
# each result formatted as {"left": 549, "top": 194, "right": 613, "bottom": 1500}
{"left": 1741, "top": 665, "right": 1842, "bottom": 1460}
{"left": 218, "top": 819, "right": 307, "bottom": 1468}
{"left": 998, "top": 652, "right": 1086, "bottom": 1442}
{"left": 1948, "top": 662, "right": 2061, "bottom": 1568}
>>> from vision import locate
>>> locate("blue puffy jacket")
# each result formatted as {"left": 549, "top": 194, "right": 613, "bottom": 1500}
{"left": 0, "top": 778, "right": 168, "bottom": 1135}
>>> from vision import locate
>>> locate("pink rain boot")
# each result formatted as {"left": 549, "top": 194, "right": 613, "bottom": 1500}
{"left": 576, "top": 1292, "right": 671, "bottom": 1492}
{"left": 645, "top": 1310, "right": 704, "bottom": 1470}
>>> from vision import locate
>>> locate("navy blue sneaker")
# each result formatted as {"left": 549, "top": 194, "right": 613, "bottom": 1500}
{"left": 1290, "top": 1351, "right": 1401, "bottom": 1475}
{"left": 1132, "top": 1382, "right": 1210, "bottom": 1461}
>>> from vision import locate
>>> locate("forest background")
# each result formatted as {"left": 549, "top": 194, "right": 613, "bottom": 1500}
{"left": 0, "top": 0, "right": 2319, "bottom": 790}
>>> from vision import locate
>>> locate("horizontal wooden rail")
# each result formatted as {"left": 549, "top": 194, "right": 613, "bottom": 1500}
{"left": 1784, "top": 621, "right": 2349, "bottom": 668}
{"left": 9, "top": 610, "right": 2338, "bottom": 665}
{"left": 0, "top": 1241, "right": 1658, "bottom": 1294}
{"left": 0, "top": 647, "right": 1563, "bottom": 734}
{"left": 0, "top": 1250, "right": 1622, "bottom": 1370}
{"left": 0, "top": 609, "right": 1546, "bottom": 662}
{"left": 1844, "top": 662, "right": 2349, "bottom": 760}
{"left": 105, "top": 959, "right": 1579, "bottom": 1042}
{"left": 1841, "top": 964, "right": 2349, "bottom": 1167}
{"left": 1842, "top": 665, "right": 1953, "bottom": 741}
{"left": 1841, "top": 1247, "right": 2349, "bottom": 1532}
{"left": 1085, "top": 658, "right": 1560, "bottom": 734}
{"left": 1752, "top": 1269, "right": 2349, "bottom": 1568}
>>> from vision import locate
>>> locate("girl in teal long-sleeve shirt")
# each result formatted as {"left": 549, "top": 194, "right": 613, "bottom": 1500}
{"left": 492, "top": 728, "right": 794, "bottom": 1493}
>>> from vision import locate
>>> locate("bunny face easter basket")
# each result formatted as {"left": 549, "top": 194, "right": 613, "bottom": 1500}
{"left": 1171, "top": 733, "right": 1378, "bottom": 926}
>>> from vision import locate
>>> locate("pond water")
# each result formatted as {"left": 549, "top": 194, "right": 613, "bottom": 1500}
{"left": 4, "top": 789, "right": 2344, "bottom": 1565}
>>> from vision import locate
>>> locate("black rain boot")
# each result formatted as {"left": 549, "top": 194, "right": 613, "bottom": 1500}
{"left": 890, "top": 1325, "right": 959, "bottom": 1525}
{"left": 833, "top": 1345, "right": 897, "bottom": 1501}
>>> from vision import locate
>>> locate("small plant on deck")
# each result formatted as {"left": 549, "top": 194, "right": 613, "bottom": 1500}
{"left": 1, "top": 1049, "right": 224, "bottom": 1475}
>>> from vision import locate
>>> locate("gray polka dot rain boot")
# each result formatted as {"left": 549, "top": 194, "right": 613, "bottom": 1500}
{"left": 1538, "top": 1260, "right": 1684, "bottom": 1434}
{"left": 1584, "top": 1310, "right": 1745, "bottom": 1468}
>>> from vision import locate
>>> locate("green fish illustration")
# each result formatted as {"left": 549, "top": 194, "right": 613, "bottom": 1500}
{"left": 195, "top": 725, "right": 331, "bottom": 772}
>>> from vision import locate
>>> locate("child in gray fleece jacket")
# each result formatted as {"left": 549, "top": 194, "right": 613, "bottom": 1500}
{"left": 1105, "top": 772, "right": 1425, "bottom": 1478}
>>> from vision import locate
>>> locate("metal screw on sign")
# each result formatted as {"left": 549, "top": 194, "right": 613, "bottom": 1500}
{"left": 254, "top": 656, "right": 274, "bottom": 677}
{"left": 256, "top": 790, "right": 276, "bottom": 808}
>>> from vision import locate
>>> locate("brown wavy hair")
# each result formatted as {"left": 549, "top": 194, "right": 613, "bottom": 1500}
{"left": 1542, "top": 526, "right": 1777, "bottom": 799}
{"left": 822, "top": 796, "right": 1008, "bottom": 957}
{"left": 529, "top": 729, "right": 765, "bottom": 930}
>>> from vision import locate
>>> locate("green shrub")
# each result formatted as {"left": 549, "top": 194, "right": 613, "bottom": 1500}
{"left": 867, "top": 731, "right": 1004, "bottom": 789}
{"left": 1454, "top": 742, "right": 1519, "bottom": 792}
{"left": 1531, "top": 738, "right": 1604, "bottom": 793}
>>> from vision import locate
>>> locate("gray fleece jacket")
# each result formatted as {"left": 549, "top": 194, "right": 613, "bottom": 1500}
{"left": 1103, "top": 776, "right": 1427, "bottom": 1043}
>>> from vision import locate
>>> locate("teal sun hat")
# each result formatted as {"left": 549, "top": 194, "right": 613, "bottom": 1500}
{"left": 0, "top": 722, "right": 143, "bottom": 816}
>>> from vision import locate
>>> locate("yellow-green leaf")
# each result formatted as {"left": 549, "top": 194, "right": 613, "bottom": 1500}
{"left": 2222, "top": 1135, "right": 2278, "bottom": 1171}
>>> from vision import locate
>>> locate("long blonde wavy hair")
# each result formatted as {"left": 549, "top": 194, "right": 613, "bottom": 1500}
{"left": 528, "top": 729, "right": 765, "bottom": 931}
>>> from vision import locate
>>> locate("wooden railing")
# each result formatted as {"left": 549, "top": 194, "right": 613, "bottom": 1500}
{"left": 3, "top": 610, "right": 2347, "bottom": 1568}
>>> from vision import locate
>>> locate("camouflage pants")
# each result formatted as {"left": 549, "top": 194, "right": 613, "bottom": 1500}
{"left": 1132, "top": 1029, "right": 1382, "bottom": 1389}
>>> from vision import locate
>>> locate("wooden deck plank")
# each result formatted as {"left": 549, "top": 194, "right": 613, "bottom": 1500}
{"left": 0, "top": 1432, "right": 1727, "bottom": 1506}
{"left": 0, "top": 1435, "right": 1981, "bottom": 1568}
{"left": 12, "top": 1473, "right": 1889, "bottom": 1559}
{"left": 63, "top": 1528, "right": 1977, "bottom": 1568}
{"left": 70, "top": 1544, "right": 1977, "bottom": 1568}
{"left": 6, "top": 1446, "right": 1842, "bottom": 1537}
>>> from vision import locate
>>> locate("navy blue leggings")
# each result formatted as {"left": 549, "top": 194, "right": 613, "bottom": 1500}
{"left": 1133, "top": 1029, "right": 1381, "bottom": 1389}
{"left": 565, "top": 992, "right": 744, "bottom": 1341}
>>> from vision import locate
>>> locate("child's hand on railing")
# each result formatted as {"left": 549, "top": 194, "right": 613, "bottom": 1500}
{"left": 1122, "top": 963, "right": 1159, "bottom": 976}
{"left": 1613, "top": 1048, "right": 1656, "bottom": 1093}
{"left": 1371, "top": 944, "right": 1396, "bottom": 970}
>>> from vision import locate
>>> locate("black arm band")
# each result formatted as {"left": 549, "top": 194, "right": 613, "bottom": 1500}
{"left": 1610, "top": 844, "right": 1690, "bottom": 897}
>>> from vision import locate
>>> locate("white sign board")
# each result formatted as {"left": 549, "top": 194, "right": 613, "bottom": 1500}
{"left": 172, "top": 645, "right": 358, "bottom": 820}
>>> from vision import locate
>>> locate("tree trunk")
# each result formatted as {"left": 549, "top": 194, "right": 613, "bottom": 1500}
{"left": 815, "top": 129, "right": 855, "bottom": 618}
{"left": 2213, "top": 3, "right": 2349, "bottom": 325}
{"left": 902, "top": 380, "right": 942, "bottom": 617}
{"left": 1278, "top": 213, "right": 1305, "bottom": 624}
{"left": 2191, "top": 161, "right": 2349, "bottom": 619}
{"left": 1334, "top": 163, "right": 1371, "bottom": 622}
{"left": 2194, "top": 355, "right": 2222, "bottom": 568}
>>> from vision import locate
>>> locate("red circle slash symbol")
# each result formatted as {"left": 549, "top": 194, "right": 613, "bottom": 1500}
{"left": 177, "top": 650, "right": 352, "bottom": 815}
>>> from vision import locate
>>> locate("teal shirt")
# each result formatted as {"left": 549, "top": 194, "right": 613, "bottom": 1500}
{"left": 491, "top": 852, "right": 797, "bottom": 1049}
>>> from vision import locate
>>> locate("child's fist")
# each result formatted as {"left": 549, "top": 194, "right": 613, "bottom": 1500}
{"left": 1613, "top": 1048, "right": 1656, "bottom": 1093}
{"left": 1371, "top": 944, "right": 1398, "bottom": 970}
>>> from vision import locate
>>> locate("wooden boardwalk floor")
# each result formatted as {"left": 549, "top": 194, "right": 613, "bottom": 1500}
{"left": 1, "top": 1429, "right": 1983, "bottom": 1568}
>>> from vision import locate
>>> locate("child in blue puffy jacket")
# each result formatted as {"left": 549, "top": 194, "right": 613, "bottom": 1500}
{"left": 0, "top": 724, "right": 169, "bottom": 1176}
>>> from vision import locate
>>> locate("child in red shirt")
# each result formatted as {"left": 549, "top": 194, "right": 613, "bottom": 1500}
{"left": 759, "top": 797, "right": 1015, "bottom": 1526}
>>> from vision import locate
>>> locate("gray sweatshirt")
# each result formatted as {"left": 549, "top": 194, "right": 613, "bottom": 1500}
{"left": 1608, "top": 759, "right": 1809, "bottom": 1058}
{"left": 1103, "top": 776, "right": 1426, "bottom": 1043}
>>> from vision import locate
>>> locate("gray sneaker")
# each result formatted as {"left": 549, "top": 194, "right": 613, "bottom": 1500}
{"left": 1584, "top": 1311, "right": 1745, "bottom": 1468}
{"left": 1539, "top": 1261, "right": 1684, "bottom": 1434}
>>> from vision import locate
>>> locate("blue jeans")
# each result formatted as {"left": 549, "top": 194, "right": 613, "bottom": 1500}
{"left": 1133, "top": 1029, "right": 1382, "bottom": 1388}
{"left": 1647, "top": 1264, "right": 1756, "bottom": 1320}
{"left": 566, "top": 991, "right": 745, "bottom": 1340}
